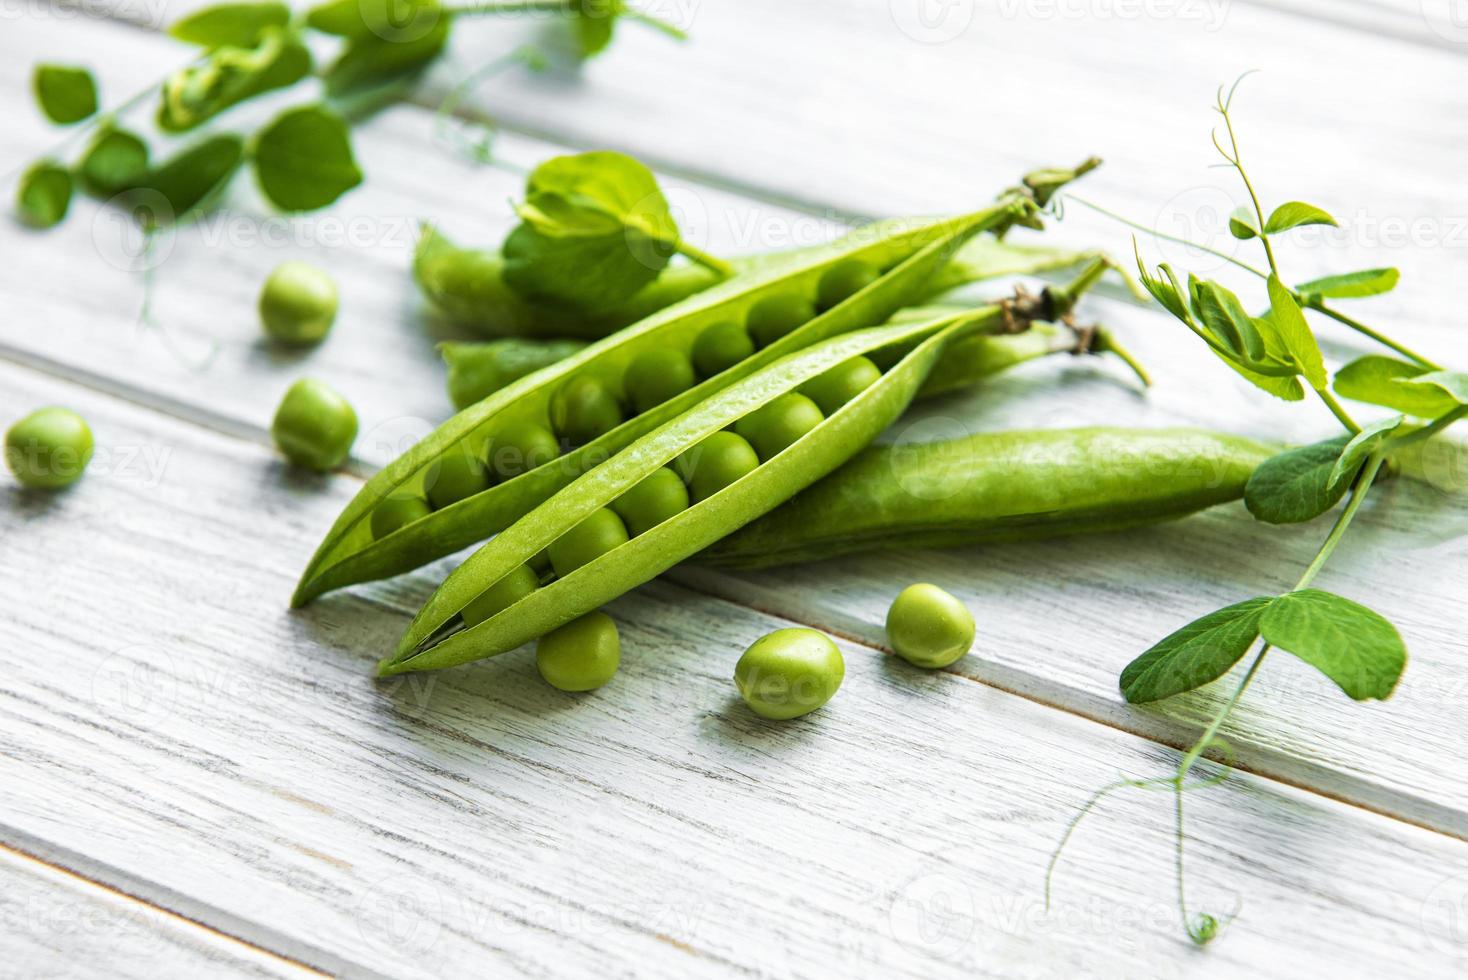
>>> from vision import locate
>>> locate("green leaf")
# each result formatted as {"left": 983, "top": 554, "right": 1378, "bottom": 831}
{"left": 158, "top": 34, "right": 313, "bottom": 132}
{"left": 1327, "top": 414, "right": 1401, "bottom": 491}
{"left": 1263, "top": 201, "right": 1337, "bottom": 235}
{"left": 252, "top": 105, "right": 363, "bottom": 212}
{"left": 15, "top": 162, "right": 73, "bottom": 228}
{"left": 136, "top": 134, "right": 245, "bottom": 224}
{"left": 1403, "top": 370, "right": 1468, "bottom": 406}
{"left": 33, "top": 65, "right": 98, "bottom": 125}
{"left": 78, "top": 127, "right": 150, "bottom": 197}
{"left": 1119, "top": 598, "right": 1272, "bottom": 703}
{"left": 169, "top": 2, "right": 291, "bottom": 48}
{"left": 310, "top": 0, "right": 448, "bottom": 91}
{"left": 1194, "top": 280, "right": 1264, "bottom": 361}
{"left": 1244, "top": 436, "right": 1352, "bottom": 524}
{"left": 1266, "top": 274, "right": 1326, "bottom": 390}
{"left": 1227, "top": 206, "right": 1258, "bottom": 240}
{"left": 1259, "top": 589, "right": 1406, "bottom": 701}
{"left": 502, "top": 151, "right": 684, "bottom": 312}
{"left": 1334, "top": 356, "right": 1460, "bottom": 417}
{"left": 1217, "top": 353, "right": 1306, "bottom": 401}
{"left": 1295, "top": 268, "right": 1399, "bottom": 301}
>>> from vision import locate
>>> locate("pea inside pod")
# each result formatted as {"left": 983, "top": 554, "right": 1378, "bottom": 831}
{"left": 381, "top": 305, "right": 1003, "bottom": 676}
{"left": 295, "top": 200, "right": 1032, "bottom": 607}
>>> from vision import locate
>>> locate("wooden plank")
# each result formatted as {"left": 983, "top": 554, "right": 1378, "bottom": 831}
{"left": 4, "top": 359, "right": 1468, "bottom": 975}
{"left": 4, "top": 13, "right": 1468, "bottom": 839}
{"left": 0, "top": 844, "right": 314, "bottom": 978}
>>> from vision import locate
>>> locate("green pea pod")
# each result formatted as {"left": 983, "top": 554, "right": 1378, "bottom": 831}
{"left": 414, "top": 225, "right": 728, "bottom": 339}
{"left": 381, "top": 307, "right": 996, "bottom": 675}
{"left": 295, "top": 201, "right": 1031, "bottom": 606}
{"left": 442, "top": 339, "right": 588, "bottom": 410}
{"left": 699, "top": 428, "right": 1277, "bottom": 568}
{"left": 158, "top": 31, "right": 312, "bottom": 132}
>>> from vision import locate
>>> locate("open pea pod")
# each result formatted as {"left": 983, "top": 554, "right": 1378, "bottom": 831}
{"left": 380, "top": 306, "right": 997, "bottom": 675}
{"left": 293, "top": 200, "right": 1031, "bottom": 606}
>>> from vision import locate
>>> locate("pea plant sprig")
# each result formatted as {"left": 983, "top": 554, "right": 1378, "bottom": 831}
{"left": 15, "top": 0, "right": 685, "bottom": 233}
{"left": 1046, "top": 75, "right": 1468, "bottom": 946}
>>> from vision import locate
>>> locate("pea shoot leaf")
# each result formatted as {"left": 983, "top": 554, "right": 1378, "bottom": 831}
{"left": 1120, "top": 598, "right": 1272, "bottom": 703}
{"left": 1227, "top": 206, "right": 1259, "bottom": 240}
{"left": 1194, "top": 280, "right": 1264, "bottom": 361}
{"left": 1265, "top": 274, "right": 1327, "bottom": 390}
{"left": 169, "top": 2, "right": 291, "bottom": 48}
{"left": 1295, "top": 268, "right": 1399, "bottom": 301}
{"left": 573, "top": 0, "right": 688, "bottom": 58}
{"left": 79, "top": 127, "right": 150, "bottom": 197}
{"left": 1327, "top": 414, "right": 1401, "bottom": 491}
{"left": 1259, "top": 589, "right": 1406, "bottom": 701}
{"left": 1263, "top": 201, "right": 1337, "bottom": 235}
{"left": 135, "top": 134, "right": 245, "bottom": 225}
{"left": 15, "top": 162, "right": 73, "bottom": 228}
{"left": 502, "top": 151, "right": 685, "bottom": 312}
{"left": 1334, "top": 356, "right": 1461, "bottom": 417}
{"left": 1218, "top": 355, "right": 1306, "bottom": 401}
{"left": 1403, "top": 370, "right": 1468, "bottom": 406}
{"left": 1244, "top": 435, "right": 1352, "bottom": 524}
{"left": 253, "top": 105, "right": 363, "bottom": 212}
{"left": 33, "top": 65, "right": 98, "bottom": 125}
{"left": 310, "top": 0, "right": 449, "bottom": 92}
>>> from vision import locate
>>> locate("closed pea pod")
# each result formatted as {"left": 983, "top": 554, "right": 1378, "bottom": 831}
{"left": 699, "top": 428, "right": 1277, "bottom": 568}
{"left": 296, "top": 200, "right": 1035, "bottom": 606}
{"left": 380, "top": 304, "right": 1009, "bottom": 676}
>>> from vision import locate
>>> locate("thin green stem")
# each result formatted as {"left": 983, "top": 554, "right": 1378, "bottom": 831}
{"left": 1177, "top": 647, "right": 1269, "bottom": 781}
{"left": 1316, "top": 388, "right": 1362, "bottom": 435}
{"left": 674, "top": 239, "right": 734, "bottom": 278}
{"left": 1392, "top": 405, "right": 1468, "bottom": 450}
{"left": 1307, "top": 302, "right": 1443, "bottom": 370}
{"left": 1216, "top": 105, "right": 1279, "bottom": 277}
{"left": 1064, "top": 195, "right": 1269, "bottom": 279}
{"left": 445, "top": 0, "right": 575, "bottom": 14}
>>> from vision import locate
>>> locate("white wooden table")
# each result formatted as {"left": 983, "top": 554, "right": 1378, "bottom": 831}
{"left": 4, "top": 2, "right": 1468, "bottom": 975}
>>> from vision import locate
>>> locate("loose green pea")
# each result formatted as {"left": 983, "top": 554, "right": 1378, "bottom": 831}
{"left": 4, "top": 407, "right": 94, "bottom": 489}
{"left": 734, "top": 393, "right": 825, "bottom": 460}
{"left": 271, "top": 378, "right": 357, "bottom": 473}
{"left": 624, "top": 349, "right": 696, "bottom": 414}
{"left": 462, "top": 562, "right": 539, "bottom": 627}
{"left": 489, "top": 420, "right": 560, "bottom": 481}
{"left": 426, "top": 448, "right": 490, "bottom": 509}
{"left": 259, "top": 261, "right": 338, "bottom": 346}
{"left": 371, "top": 493, "right": 432, "bottom": 539}
{"left": 536, "top": 611, "right": 620, "bottom": 692}
{"left": 552, "top": 376, "right": 624, "bottom": 445}
{"left": 886, "top": 583, "right": 976, "bottom": 668}
{"left": 800, "top": 356, "right": 882, "bottom": 414}
{"left": 746, "top": 293, "right": 816, "bottom": 348}
{"left": 816, "top": 259, "right": 880, "bottom": 310}
{"left": 691, "top": 321, "right": 755, "bottom": 378}
{"left": 734, "top": 628, "right": 844, "bottom": 720}
{"left": 548, "top": 507, "right": 629, "bottom": 577}
{"left": 612, "top": 466, "right": 690, "bottom": 537}
{"left": 677, "top": 431, "right": 760, "bottom": 503}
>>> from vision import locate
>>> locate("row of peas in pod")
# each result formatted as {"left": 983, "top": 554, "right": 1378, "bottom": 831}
{"left": 365, "top": 259, "right": 884, "bottom": 545}
{"left": 451, "top": 348, "right": 887, "bottom": 630}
